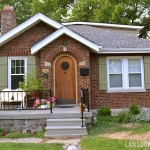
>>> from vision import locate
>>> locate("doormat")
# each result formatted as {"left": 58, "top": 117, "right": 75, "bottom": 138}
{"left": 56, "top": 105, "right": 75, "bottom": 108}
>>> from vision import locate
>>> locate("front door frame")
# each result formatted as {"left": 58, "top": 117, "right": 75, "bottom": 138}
{"left": 53, "top": 54, "right": 78, "bottom": 104}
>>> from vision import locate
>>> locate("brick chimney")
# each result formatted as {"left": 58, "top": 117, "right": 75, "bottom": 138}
{"left": 0, "top": 4, "right": 16, "bottom": 35}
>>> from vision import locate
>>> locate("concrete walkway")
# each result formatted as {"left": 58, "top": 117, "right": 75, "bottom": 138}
{"left": 0, "top": 137, "right": 81, "bottom": 150}
{"left": 0, "top": 137, "right": 81, "bottom": 144}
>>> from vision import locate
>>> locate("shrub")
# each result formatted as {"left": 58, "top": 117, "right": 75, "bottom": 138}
{"left": 97, "top": 106, "right": 111, "bottom": 117}
{"left": 19, "top": 72, "right": 44, "bottom": 91}
{"left": 117, "top": 112, "right": 131, "bottom": 123}
{"left": 129, "top": 103, "right": 140, "bottom": 115}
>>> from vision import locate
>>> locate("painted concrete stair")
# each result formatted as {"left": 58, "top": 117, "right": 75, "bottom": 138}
{"left": 45, "top": 118, "right": 88, "bottom": 137}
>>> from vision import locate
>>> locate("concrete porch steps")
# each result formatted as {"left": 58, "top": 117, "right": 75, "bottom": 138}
{"left": 45, "top": 118, "right": 88, "bottom": 137}
{"left": 46, "top": 118, "right": 85, "bottom": 126}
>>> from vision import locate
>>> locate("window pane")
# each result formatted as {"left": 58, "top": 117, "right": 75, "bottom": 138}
{"left": 11, "top": 75, "right": 24, "bottom": 89}
{"left": 109, "top": 60, "right": 122, "bottom": 73}
{"left": 21, "top": 67, "right": 24, "bottom": 74}
{"left": 16, "top": 67, "right": 20, "bottom": 74}
{"left": 128, "top": 59, "right": 141, "bottom": 72}
{"left": 110, "top": 74, "right": 122, "bottom": 88}
{"left": 21, "top": 60, "right": 24, "bottom": 66}
{"left": 16, "top": 60, "right": 20, "bottom": 66}
{"left": 11, "top": 60, "right": 15, "bottom": 67}
{"left": 11, "top": 67, "right": 15, "bottom": 74}
{"left": 129, "top": 74, "right": 141, "bottom": 87}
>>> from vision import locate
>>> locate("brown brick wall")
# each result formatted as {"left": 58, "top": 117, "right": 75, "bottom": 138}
{"left": 90, "top": 53, "right": 150, "bottom": 109}
{"left": 0, "top": 22, "right": 55, "bottom": 56}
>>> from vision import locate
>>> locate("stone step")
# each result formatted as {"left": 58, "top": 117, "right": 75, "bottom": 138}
{"left": 48, "top": 112, "right": 92, "bottom": 119}
{"left": 46, "top": 118, "right": 85, "bottom": 126}
{"left": 45, "top": 126, "right": 88, "bottom": 137}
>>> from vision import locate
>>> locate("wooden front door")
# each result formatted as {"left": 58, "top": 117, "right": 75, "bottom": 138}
{"left": 55, "top": 56, "right": 76, "bottom": 104}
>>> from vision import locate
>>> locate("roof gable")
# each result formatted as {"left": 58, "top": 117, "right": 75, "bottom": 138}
{"left": 31, "top": 27, "right": 100, "bottom": 54}
{"left": 0, "top": 13, "right": 62, "bottom": 46}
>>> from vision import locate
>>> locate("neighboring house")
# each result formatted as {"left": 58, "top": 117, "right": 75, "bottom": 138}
{"left": 0, "top": 5, "right": 150, "bottom": 109}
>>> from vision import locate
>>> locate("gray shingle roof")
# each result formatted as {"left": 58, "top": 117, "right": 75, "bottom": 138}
{"left": 67, "top": 25, "right": 150, "bottom": 49}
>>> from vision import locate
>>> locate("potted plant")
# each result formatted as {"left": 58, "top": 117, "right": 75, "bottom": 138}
{"left": 19, "top": 72, "right": 44, "bottom": 98}
{"left": 33, "top": 98, "right": 47, "bottom": 109}
{"left": 33, "top": 97, "right": 56, "bottom": 109}
{"left": 46, "top": 96, "right": 57, "bottom": 108}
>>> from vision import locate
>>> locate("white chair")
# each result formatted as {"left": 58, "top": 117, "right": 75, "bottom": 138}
{"left": 13, "top": 89, "right": 26, "bottom": 108}
{"left": 0, "top": 88, "right": 13, "bottom": 108}
{"left": 0, "top": 88, "right": 26, "bottom": 109}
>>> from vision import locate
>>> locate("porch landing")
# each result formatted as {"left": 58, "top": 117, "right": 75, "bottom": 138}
{"left": 0, "top": 105, "right": 92, "bottom": 119}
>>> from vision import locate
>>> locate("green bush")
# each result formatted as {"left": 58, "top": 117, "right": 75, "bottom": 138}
{"left": 129, "top": 103, "right": 140, "bottom": 115}
{"left": 117, "top": 112, "right": 131, "bottom": 123}
{"left": 97, "top": 106, "right": 111, "bottom": 117}
{"left": 19, "top": 72, "right": 44, "bottom": 91}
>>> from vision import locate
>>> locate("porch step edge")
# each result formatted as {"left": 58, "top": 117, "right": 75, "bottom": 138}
{"left": 46, "top": 118, "right": 85, "bottom": 121}
{"left": 44, "top": 133, "right": 87, "bottom": 137}
{"left": 46, "top": 126, "right": 86, "bottom": 129}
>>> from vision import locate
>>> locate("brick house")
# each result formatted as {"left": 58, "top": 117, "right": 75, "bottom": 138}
{"left": 0, "top": 5, "right": 150, "bottom": 109}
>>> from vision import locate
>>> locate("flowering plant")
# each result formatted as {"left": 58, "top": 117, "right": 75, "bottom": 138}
{"left": 48, "top": 96, "right": 56, "bottom": 103}
{"left": 33, "top": 97, "right": 56, "bottom": 108}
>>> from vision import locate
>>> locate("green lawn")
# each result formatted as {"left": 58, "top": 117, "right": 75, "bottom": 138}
{"left": 0, "top": 143, "right": 63, "bottom": 150}
{"left": 88, "top": 116, "right": 150, "bottom": 136}
{"left": 81, "top": 116, "right": 150, "bottom": 150}
{"left": 88, "top": 116, "right": 130, "bottom": 136}
{"left": 81, "top": 137, "right": 150, "bottom": 150}
{"left": 132, "top": 122, "right": 150, "bottom": 134}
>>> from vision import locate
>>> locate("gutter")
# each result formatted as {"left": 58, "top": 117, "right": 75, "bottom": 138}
{"left": 98, "top": 47, "right": 150, "bottom": 54}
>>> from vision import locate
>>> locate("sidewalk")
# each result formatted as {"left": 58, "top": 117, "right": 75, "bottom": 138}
{"left": 0, "top": 137, "right": 81, "bottom": 144}
{"left": 0, "top": 137, "right": 81, "bottom": 150}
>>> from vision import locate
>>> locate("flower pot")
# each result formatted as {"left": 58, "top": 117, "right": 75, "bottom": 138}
{"left": 39, "top": 105, "right": 47, "bottom": 109}
{"left": 31, "top": 91, "right": 39, "bottom": 98}
{"left": 47, "top": 102, "right": 56, "bottom": 108}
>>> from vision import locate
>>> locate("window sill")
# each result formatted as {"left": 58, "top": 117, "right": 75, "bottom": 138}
{"left": 107, "top": 89, "right": 146, "bottom": 93}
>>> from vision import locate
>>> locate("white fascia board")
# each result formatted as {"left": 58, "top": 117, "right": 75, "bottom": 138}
{"left": 0, "top": 13, "right": 62, "bottom": 46}
{"left": 99, "top": 48, "right": 150, "bottom": 54}
{"left": 31, "top": 27, "right": 100, "bottom": 54}
{"left": 62, "top": 22, "right": 143, "bottom": 30}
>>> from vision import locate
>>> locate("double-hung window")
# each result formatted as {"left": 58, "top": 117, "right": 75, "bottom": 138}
{"left": 107, "top": 57, "right": 144, "bottom": 92}
{"left": 8, "top": 57, "right": 27, "bottom": 90}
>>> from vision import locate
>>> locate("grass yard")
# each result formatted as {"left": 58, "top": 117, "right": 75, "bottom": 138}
{"left": 0, "top": 143, "right": 63, "bottom": 150}
{"left": 88, "top": 116, "right": 150, "bottom": 136}
{"left": 81, "top": 115, "right": 150, "bottom": 150}
{"left": 81, "top": 137, "right": 150, "bottom": 150}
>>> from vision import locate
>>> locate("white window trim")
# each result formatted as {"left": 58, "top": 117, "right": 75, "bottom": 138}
{"left": 107, "top": 56, "right": 145, "bottom": 93}
{"left": 8, "top": 57, "right": 27, "bottom": 89}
